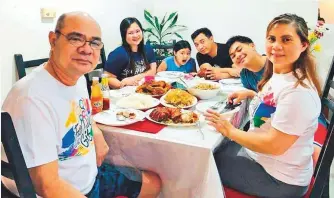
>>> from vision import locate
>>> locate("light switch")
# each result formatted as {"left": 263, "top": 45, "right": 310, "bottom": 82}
{"left": 41, "top": 8, "right": 56, "bottom": 19}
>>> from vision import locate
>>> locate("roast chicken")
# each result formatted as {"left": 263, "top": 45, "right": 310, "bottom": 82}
{"left": 136, "top": 80, "right": 171, "bottom": 95}
{"left": 149, "top": 107, "right": 198, "bottom": 124}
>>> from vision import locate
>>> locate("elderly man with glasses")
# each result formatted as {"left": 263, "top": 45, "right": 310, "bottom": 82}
{"left": 2, "top": 12, "right": 161, "bottom": 198}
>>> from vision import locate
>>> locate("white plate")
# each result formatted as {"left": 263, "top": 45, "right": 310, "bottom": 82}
{"left": 196, "top": 101, "right": 240, "bottom": 118}
{"left": 219, "top": 78, "right": 242, "bottom": 85}
{"left": 157, "top": 71, "right": 185, "bottom": 78}
{"left": 109, "top": 86, "right": 136, "bottom": 98}
{"left": 220, "top": 85, "right": 247, "bottom": 93}
{"left": 160, "top": 92, "right": 198, "bottom": 109}
{"left": 93, "top": 109, "right": 145, "bottom": 126}
{"left": 116, "top": 94, "right": 160, "bottom": 110}
{"left": 145, "top": 108, "right": 200, "bottom": 126}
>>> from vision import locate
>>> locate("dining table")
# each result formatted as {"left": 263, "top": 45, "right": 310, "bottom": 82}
{"left": 97, "top": 76, "right": 249, "bottom": 198}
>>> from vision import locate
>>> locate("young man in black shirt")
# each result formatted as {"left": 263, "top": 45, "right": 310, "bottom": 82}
{"left": 191, "top": 28, "right": 240, "bottom": 80}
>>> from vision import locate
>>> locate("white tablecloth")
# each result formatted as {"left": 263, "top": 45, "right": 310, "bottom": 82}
{"left": 100, "top": 124, "right": 224, "bottom": 198}
{"left": 99, "top": 81, "right": 248, "bottom": 198}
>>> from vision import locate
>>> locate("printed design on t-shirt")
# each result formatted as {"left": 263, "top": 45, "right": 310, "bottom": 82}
{"left": 65, "top": 101, "right": 78, "bottom": 128}
{"left": 253, "top": 89, "right": 276, "bottom": 128}
{"left": 122, "top": 60, "right": 146, "bottom": 78}
{"left": 59, "top": 98, "right": 93, "bottom": 161}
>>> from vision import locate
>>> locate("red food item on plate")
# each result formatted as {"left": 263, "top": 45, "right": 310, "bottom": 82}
{"left": 149, "top": 107, "right": 171, "bottom": 122}
{"left": 197, "top": 68, "right": 211, "bottom": 80}
{"left": 149, "top": 107, "right": 198, "bottom": 124}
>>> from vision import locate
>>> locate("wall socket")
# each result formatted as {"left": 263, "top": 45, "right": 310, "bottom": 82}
{"left": 41, "top": 8, "right": 56, "bottom": 19}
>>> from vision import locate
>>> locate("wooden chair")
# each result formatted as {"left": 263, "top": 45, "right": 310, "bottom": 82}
{"left": 1, "top": 112, "right": 36, "bottom": 198}
{"left": 15, "top": 47, "right": 106, "bottom": 79}
{"left": 1, "top": 112, "right": 130, "bottom": 198}
{"left": 14, "top": 55, "right": 48, "bottom": 80}
{"left": 223, "top": 55, "right": 334, "bottom": 198}
{"left": 148, "top": 40, "right": 176, "bottom": 66}
{"left": 309, "top": 55, "right": 334, "bottom": 197}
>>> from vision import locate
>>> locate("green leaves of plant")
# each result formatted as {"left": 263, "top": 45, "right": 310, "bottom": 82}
{"left": 144, "top": 28, "right": 159, "bottom": 40}
{"left": 166, "top": 12, "right": 177, "bottom": 23}
{"left": 154, "top": 16, "right": 160, "bottom": 32}
{"left": 143, "top": 9, "right": 187, "bottom": 45}
{"left": 144, "top": 10, "right": 156, "bottom": 29}
{"left": 174, "top": 32, "right": 183, "bottom": 39}
{"left": 144, "top": 10, "right": 153, "bottom": 19}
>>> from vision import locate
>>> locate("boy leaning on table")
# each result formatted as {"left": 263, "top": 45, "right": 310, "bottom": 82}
{"left": 1, "top": 11, "right": 161, "bottom": 198}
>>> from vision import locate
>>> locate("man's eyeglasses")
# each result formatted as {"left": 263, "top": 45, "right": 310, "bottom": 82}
{"left": 55, "top": 30, "right": 104, "bottom": 50}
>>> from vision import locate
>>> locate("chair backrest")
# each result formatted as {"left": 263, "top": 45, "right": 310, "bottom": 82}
{"left": 149, "top": 40, "right": 176, "bottom": 66}
{"left": 1, "top": 112, "right": 37, "bottom": 198}
{"left": 14, "top": 55, "right": 48, "bottom": 79}
{"left": 14, "top": 47, "right": 107, "bottom": 96}
{"left": 311, "top": 55, "right": 334, "bottom": 197}
{"left": 14, "top": 47, "right": 106, "bottom": 80}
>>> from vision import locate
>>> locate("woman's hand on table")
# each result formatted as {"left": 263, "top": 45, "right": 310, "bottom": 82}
{"left": 204, "top": 109, "right": 235, "bottom": 137}
{"left": 120, "top": 77, "right": 139, "bottom": 87}
{"left": 228, "top": 90, "right": 257, "bottom": 104}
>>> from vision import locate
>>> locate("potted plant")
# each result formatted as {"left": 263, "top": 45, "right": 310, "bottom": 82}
{"left": 143, "top": 10, "right": 187, "bottom": 59}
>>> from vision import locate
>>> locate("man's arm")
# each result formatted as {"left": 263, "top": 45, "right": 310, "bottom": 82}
{"left": 216, "top": 68, "right": 240, "bottom": 76}
{"left": 199, "top": 63, "right": 213, "bottom": 70}
{"left": 216, "top": 71, "right": 233, "bottom": 79}
{"left": 206, "top": 67, "right": 233, "bottom": 79}
{"left": 212, "top": 68, "right": 241, "bottom": 79}
{"left": 29, "top": 160, "right": 86, "bottom": 198}
{"left": 92, "top": 121, "right": 109, "bottom": 167}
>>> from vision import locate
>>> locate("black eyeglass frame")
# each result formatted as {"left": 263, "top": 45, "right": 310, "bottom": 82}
{"left": 55, "top": 30, "right": 104, "bottom": 50}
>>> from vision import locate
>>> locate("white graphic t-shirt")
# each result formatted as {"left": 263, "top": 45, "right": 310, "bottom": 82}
{"left": 2, "top": 65, "right": 97, "bottom": 195}
{"left": 246, "top": 72, "right": 321, "bottom": 186}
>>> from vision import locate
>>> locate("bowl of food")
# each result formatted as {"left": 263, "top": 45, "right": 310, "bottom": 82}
{"left": 187, "top": 81, "right": 221, "bottom": 100}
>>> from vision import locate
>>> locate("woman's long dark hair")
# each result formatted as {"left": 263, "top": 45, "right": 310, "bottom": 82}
{"left": 258, "top": 14, "right": 321, "bottom": 96}
{"left": 120, "top": 17, "right": 150, "bottom": 75}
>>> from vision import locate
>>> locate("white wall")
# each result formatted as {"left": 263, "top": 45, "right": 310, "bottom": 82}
{"left": 0, "top": 0, "right": 153, "bottom": 104}
{"left": 151, "top": 0, "right": 318, "bottom": 55}
{"left": 0, "top": 0, "right": 318, "bottom": 104}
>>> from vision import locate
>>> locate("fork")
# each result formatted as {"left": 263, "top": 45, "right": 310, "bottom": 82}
{"left": 197, "top": 121, "right": 204, "bottom": 140}
{"left": 219, "top": 101, "right": 242, "bottom": 113}
{"left": 210, "top": 98, "right": 226, "bottom": 110}
{"left": 178, "top": 77, "right": 189, "bottom": 89}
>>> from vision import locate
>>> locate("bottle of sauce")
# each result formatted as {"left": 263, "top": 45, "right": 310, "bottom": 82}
{"left": 101, "top": 74, "right": 110, "bottom": 110}
{"left": 91, "top": 77, "right": 103, "bottom": 115}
